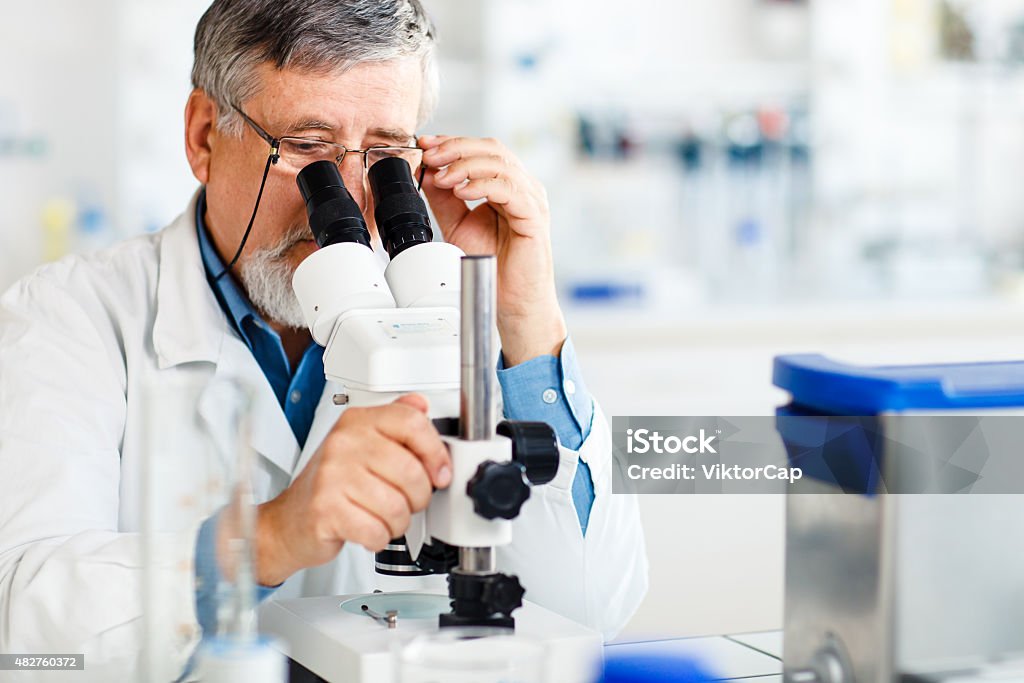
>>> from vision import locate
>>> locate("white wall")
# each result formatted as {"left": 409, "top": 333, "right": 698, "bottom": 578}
{"left": 570, "top": 301, "right": 1024, "bottom": 640}
{"left": 0, "top": 0, "right": 209, "bottom": 291}
{"left": 114, "top": 0, "right": 211, "bottom": 237}
{"left": 0, "top": 1, "right": 118, "bottom": 287}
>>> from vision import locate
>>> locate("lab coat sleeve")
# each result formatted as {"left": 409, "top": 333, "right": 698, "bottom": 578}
{"left": 496, "top": 336, "right": 596, "bottom": 533}
{"left": 0, "top": 267, "right": 200, "bottom": 680}
{"left": 497, "top": 401, "right": 649, "bottom": 642}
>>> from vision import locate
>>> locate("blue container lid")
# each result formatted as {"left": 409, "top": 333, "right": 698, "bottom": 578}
{"left": 773, "top": 354, "right": 1024, "bottom": 415}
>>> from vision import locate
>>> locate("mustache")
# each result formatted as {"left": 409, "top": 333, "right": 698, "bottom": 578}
{"left": 259, "top": 222, "right": 315, "bottom": 260}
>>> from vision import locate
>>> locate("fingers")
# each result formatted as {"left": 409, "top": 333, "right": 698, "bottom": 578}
{"left": 370, "top": 401, "right": 452, "bottom": 489}
{"left": 417, "top": 133, "right": 448, "bottom": 149}
{"left": 452, "top": 176, "right": 513, "bottom": 205}
{"left": 364, "top": 439, "right": 434, "bottom": 512}
{"left": 431, "top": 154, "right": 518, "bottom": 189}
{"left": 420, "top": 135, "right": 514, "bottom": 168}
{"left": 263, "top": 395, "right": 455, "bottom": 569}
{"left": 335, "top": 495, "right": 393, "bottom": 552}
{"left": 419, "top": 137, "right": 546, "bottom": 230}
{"left": 421, "top": 137, "right": 525, "bottom": 180}
{"left": 342, "top": 466, "right": 413, "bottom": 541}
{"left": 420, "top": 167, "right": 471, "bottom": 235}
{"left": 394, "top": 392, "right": 430, "bottom": 414}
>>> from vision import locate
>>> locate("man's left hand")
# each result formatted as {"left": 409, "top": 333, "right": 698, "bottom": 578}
{"left": 418, "top": 135, "right": 567, "bottom": 367}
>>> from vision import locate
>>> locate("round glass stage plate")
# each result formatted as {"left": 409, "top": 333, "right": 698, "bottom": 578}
{"left": 339, "top": 592, "right": 451, "bottom": 620}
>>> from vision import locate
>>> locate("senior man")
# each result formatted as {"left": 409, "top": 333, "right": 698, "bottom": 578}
{"left": 0, "top": 0, "right": 647, "bottom": 677}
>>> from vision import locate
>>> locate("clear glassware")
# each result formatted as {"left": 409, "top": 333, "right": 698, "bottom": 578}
{"left": 138, "top": 375, "right": 283, "bottom": 681}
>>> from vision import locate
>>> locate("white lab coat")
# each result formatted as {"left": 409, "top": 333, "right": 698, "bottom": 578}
{"left": 0, "top": 191, "right": 648, "bottom": 680}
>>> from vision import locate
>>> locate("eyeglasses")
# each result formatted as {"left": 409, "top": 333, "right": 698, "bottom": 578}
{"left": 215, "top": 105, "right": 426, "bottom": 282}
{"left": 232, "top": 106, "right": 424, "bottom": 180}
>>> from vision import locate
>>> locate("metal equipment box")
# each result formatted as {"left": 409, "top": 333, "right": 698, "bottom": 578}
{"left": 773, "top": 355, "right": 1024, "bottom": 683}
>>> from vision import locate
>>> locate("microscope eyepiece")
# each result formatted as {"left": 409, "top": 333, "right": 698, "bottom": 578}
{"left": 296, "top": 160, "right": 372, "bottom": 249}
{"left": 368, "top": 156, "right": 433, "bottom": 259}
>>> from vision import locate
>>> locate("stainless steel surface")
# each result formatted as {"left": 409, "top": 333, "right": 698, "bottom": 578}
{"left": 789, "top": 671, "right": 819, "bottom": 683}
{"left": 783, "top": 413, "right": 1024, "bottom": 682}
{"left": 792, "top": 634, "right": 852, "bottom": 683}
{"left": 455, "top": 546, "right": 497, "bottom": 575}
{"left": 459, "top": 256, "right": 497, "bottom": 442}
{"left": 893, "top": 494, "right": 1024, "bottom": 668}
{"left": 783, "top": 486, "right": 896, "bottom": 683}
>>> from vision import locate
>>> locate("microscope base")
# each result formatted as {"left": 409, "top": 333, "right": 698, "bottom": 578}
{"left": 260, "top": 591, "right": 602, "bottom": 683}
{"left": 438, "top": 611, "right": 515, "bottom": 629}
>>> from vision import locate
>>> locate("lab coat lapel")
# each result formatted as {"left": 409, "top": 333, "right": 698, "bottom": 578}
{"left": 292, "top": 380, "right": 346, "bottom": 481}
{"left": 152, "top": 190, "right": 225, "bottom": 369}
{"left": 153, "top": 188, "right": 299, "bottom": 479}
{"left": 197, "top": 335, "right": 300, "bottom": 479}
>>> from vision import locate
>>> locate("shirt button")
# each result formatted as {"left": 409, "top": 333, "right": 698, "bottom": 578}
{"left": 290, "top": 390, "right": 302, "bottom": 403}
{"left": 542, "top": 388, "right": 558, "bottom": 404}
{"left": 564, "top": 379, "right": 576, "bottom": 395}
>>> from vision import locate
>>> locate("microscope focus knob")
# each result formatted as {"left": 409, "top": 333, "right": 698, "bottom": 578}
{"left": 482, "top": 574, "right": 525, "bottom": 616}
{"left": 467, "top": 461, "right": 531, "bottom": 520}
{"left": 497, "top": 421, "right": 560, "bottom": 485}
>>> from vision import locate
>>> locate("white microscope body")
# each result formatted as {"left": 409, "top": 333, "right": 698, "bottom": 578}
{"left": 290, "top": 239, "right": 516, "bottom": 563}
{"left": 292, "top": 239, "right": 463, "bottom": 408}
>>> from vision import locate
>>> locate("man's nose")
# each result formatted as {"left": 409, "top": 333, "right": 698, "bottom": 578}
{"left": 339, "top": 154, "right": 366, "bottom": 211}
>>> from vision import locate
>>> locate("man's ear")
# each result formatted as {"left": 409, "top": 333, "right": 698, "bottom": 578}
{"left": 184, "top": 89, "right": 217, "bottom": 185}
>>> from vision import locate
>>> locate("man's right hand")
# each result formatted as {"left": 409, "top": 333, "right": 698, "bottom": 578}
{"left": 223, "top": 393, "right": 452, "bottom": 587}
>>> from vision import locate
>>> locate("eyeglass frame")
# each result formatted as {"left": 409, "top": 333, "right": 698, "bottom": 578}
{"left": 213, "top": 104, "right": 428, "bottom": 281}
{"left": 231, "top": 105, "right": 426, "bottom": 188}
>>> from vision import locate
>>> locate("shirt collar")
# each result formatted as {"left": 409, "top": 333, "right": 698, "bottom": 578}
{"left": 195, "top": 188, "right": 263, "bottom": 344}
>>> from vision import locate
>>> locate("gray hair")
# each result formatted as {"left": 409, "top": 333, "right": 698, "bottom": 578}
{"left": 192, "top": 0, "right": 438, "bottom": 136}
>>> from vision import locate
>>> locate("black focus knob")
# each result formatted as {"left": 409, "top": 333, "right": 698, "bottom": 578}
{"left": 497, "top": 421, "right": 560, "bottom": 486}
{"left": 481, "top": 574, "right": 525, "bottom": 616}
{"left": 467, "top": 461, "right": 531, "bottom": 520}
{"left": 414, "top": 538, "right": 459, "bottom": 575}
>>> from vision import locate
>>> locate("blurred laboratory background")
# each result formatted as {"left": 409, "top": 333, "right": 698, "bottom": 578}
{"left": 7, "top": 0, "right": 1024, "bottom": 646}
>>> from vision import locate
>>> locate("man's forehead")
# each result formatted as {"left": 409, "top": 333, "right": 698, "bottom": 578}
{"left": 276, "top": 114, "right": 414, "bottom": 144}
{"left": 250, "top": 60, "right": 422, "bottom": 139}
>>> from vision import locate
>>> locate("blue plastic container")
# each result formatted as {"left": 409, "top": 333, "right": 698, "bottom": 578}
{"left": 773, "top": 354, "right": 1024, "bottom": 493}
{"left": 773, "top": 354, "right": 1024, "bottom": 415}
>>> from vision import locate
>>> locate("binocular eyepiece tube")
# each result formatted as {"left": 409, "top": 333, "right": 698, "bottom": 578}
{"left": 296, "top": 157, "right": 434, "bottom": 259}
{"left": 368, "top": 156, "right": 434, "bottom": 259}
{"left": 296, "top": 160, "right": 372, "bottom": 249}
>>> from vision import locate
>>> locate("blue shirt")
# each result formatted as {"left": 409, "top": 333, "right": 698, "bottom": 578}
{"left": 195, "top": 193, "right": 325, "bottom": 448}
{"left": 191, "top": 189, "right": 595, "bottom": 641}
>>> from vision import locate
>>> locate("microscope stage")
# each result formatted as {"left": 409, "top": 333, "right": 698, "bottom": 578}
{"left": 260, "top": 590, "right": 603, "bottom": 683}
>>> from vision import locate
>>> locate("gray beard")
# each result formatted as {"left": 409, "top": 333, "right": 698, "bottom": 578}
{"left": 238, "top": 224, "right": 309, "bottom": 330}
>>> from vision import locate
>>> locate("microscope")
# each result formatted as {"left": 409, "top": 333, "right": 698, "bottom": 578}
{"left": 289, "top": 156, "right": 560, "bottom": 629}
{"left": 260, "top": 158, "right": 601, "bottom": 681}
